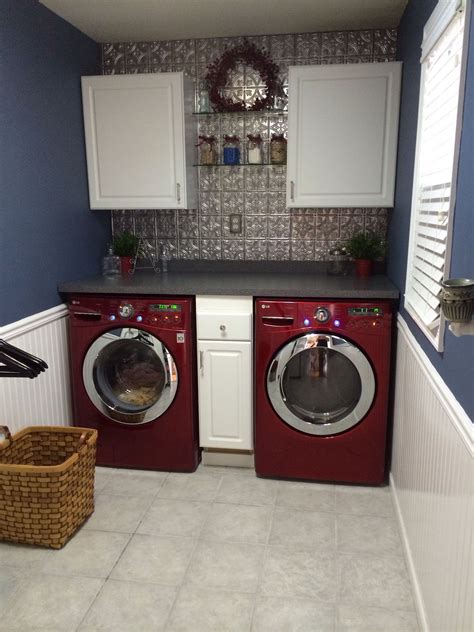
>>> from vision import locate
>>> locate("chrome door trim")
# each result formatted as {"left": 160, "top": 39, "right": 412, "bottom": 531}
{"left": 266, "top": 333, "right": 375, "bottom": 436}
{"left": 82, "top": 328, "right": 178, "bottom": 425}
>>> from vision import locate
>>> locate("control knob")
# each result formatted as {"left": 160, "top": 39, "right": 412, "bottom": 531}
{"left": 314, "top": 307, "right": 331, "bottom": 323}
{"left": 118, "top": 303, "right": 134, "bottom": 319}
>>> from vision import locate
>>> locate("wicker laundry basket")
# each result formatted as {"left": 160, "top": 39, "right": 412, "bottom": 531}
{"left": 0, "top": 425, "right": 97, "bottom": 549}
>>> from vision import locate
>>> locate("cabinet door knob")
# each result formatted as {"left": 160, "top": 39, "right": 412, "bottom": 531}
{"left": 219, "top": 324, "right": 226, "bottom": 331}
{"left": 176, "top": 183, "right": 181, "bottom": 203}
{"left": 290, "top": 180, "right": 295, "bottom": 201}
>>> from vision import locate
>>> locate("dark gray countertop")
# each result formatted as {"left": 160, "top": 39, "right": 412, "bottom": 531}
{"left": 58, "top": 261, "right": 399, "bottom": 299}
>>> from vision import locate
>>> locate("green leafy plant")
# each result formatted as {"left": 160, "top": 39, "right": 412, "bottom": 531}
{"left": 113, "top": 231, "right": 140, "bottom": 257}
{"left": 345, "top": 231, "right": 387, "bottom": 260}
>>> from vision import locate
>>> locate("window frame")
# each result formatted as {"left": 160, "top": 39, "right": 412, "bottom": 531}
{"left": 404, "top": 0, "right": 470, "bottom": 352}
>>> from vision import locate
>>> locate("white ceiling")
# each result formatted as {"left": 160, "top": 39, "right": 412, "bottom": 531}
{"left": 39, "top": 0, "right": 408, "bottom": 43}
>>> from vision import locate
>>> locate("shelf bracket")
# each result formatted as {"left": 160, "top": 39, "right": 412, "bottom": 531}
{"left": 448, "top": 321, "right": 474, "bottom": 337}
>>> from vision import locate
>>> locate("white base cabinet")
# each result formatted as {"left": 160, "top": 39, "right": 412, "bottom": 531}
{"left": 81, "top": 72, "right": 197, "bottom": 209}
{"left": 287, "top": 62, "right": 402, "bottom": 208}
{"left": 196, "top": 296, "right": 253, "bottom": 451}
{"left": 198, "top": 340, "right": 252, "bottom": 450}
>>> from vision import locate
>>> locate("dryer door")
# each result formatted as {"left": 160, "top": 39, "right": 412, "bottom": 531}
{"left": 267, "top": 333, "right": 375, "bottom": 436}
{"left": 83, "top": 328, "right": 178, "bottom": 425}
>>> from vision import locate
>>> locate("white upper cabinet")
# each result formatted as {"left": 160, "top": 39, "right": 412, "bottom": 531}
{"left": 81, "top": 73, "right": 197, "bottom": 209}
{"left": 287, "top": 62, "right": 402, "bottom": 207}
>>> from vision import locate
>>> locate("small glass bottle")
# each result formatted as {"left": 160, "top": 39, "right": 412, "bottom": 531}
{"left": 223, "top": 135, "right": 240, "bottom": 165}
{"left": 197, "top": 135, "right": 217, "bottom": 165}
{"left": 160, "top": 246, "right": 169, "bottom": 273}
{"left": 102, "top": 244, "right": 121, "bottom": 276}
{"left": 270, "top": 134, "right": 287, "bottom": 165}
{"left": 247, "top": 134, "right": 263, "bottom": 164}
{"left": 197, "top": 81, "right": 210, "bottom": 113}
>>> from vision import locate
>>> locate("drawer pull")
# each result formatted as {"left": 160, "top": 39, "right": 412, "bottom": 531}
{"left": 219, "top": 325, "right": 226, "bottom": 332}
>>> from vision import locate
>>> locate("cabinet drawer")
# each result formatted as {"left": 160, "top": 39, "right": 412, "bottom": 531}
{"left": 197, "top": 313, "right": 252, "bottom": 341}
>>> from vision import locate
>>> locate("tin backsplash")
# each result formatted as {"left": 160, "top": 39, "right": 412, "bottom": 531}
{"left": 104, "top": 29, "right": 396, "bottom": 261}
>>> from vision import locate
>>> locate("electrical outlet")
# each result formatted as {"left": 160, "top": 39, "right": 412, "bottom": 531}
{"left": 229, "top": 214, "right": 242, "bottom": 234}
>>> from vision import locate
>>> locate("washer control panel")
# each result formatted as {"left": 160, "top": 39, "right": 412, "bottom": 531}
{"left": 69, "top": 296, "right": 188, "bottom": 328}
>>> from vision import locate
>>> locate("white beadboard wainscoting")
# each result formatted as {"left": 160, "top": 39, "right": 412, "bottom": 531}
{"left": 391, "top": 316, "right": 473, "bottom": 632}
{"left": 0, "top": 305, "right": 72, "bottom": 434}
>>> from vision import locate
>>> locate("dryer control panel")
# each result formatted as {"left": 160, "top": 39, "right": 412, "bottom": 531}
{"left": 257, "top": 299, "right": 392, "bottom": 335}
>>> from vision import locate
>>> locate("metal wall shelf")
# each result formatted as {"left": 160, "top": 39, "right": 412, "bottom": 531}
{"left": 195, "top": 162, "right": 286, "bottom": 167}
{"left": 193, "top": 109, "right": 287, "bottom": 116}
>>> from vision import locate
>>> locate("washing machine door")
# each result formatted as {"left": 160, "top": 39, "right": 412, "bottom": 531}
{"left": 83, "top": 328, "right": 178, "bottom": 425}
{"left": 267, "top": 333, "right": 375, "bottom": 436}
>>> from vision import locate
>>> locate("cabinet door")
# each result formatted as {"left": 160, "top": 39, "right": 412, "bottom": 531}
{"left": 82, "top": 73, "right": 191, "bottom": 209}
{"left": 198, "top": 341, "right": 253, "bottom": 450}
{"left": 287, "top": 62, "right": 402, "bottom": 207}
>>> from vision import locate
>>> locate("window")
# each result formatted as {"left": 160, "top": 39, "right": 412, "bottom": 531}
{"left": 405, "top": 0, "right": 468, "bottom": 351}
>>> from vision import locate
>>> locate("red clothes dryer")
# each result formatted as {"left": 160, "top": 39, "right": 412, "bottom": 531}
{"left": 68, "top": 295, "right": 199, "bottom": 471}
{"left": 255, "top": 299, "right": 393, "bottom": 484}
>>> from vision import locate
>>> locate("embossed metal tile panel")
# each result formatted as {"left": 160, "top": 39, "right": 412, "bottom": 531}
{"left": 105, "top": 29, "right": 396, "bottom": 261}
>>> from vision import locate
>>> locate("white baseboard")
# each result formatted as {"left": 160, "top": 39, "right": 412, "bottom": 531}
{"left": 390, "top": 472, "right": 428, "bottom": 632}
{"left": 202, "top": 449, "right": 255, "bottom": 468}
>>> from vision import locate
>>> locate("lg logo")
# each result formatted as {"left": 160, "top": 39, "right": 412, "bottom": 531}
{"left": 261, "top": 304, "right": 270, "bottom": 309}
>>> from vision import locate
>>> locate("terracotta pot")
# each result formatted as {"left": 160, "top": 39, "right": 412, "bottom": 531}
{"left": 120, "top": 256, "right": 134, "bottom": 276}
{"left": 355, "top": 259, "right": 373, "bottom": 278}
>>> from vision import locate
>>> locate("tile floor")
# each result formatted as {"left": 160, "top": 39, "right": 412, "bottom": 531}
{"left": 0, "top": 465, "right": 419, "bottom": 632}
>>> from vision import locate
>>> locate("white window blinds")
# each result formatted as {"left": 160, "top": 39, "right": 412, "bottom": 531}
{"left": 405, "top": 4, "right": 466, "bottom": 350}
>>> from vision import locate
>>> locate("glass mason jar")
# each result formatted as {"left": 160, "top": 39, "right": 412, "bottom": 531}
{"left": 270, "top": 134, "right": 287, "bottom": 164}
{"left": 197, "top": 135, "right": 217, "bottom": 165}
{"left": 223, "top": 135, "right": 241, "bottom": 165}
{"left": 327, "top": 247, "right": 350, "bottom": 276}
{"left": 247, "top": 134, "right": 263, "bottom": 164}
{"left": 327, "top": 255, "right": 350, "bottom": 276}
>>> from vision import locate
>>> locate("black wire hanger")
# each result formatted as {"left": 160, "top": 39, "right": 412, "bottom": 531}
{"left": 0, "top": 339, "right": 48, "bottom": 379}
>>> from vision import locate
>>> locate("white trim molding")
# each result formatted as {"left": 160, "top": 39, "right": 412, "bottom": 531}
{"left": 391, "top": 315, "right": 473, "bottom": 632}
{"left": 398, "top": 315, "right": 473, "bottom": 448}
{"left": 0, "top": 304, "right": 68, "bottom": 340}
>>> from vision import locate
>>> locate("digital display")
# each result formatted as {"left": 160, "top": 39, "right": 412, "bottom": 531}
{"left": 149, "top": 303, "right": 182, "bottom": 313}
{"left": 348, "top": 307, "right": 383, "bottom": 316}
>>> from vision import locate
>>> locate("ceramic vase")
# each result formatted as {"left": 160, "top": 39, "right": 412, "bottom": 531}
{"left": 440, "top": 278, "right": 474, "bottom": 322}
{"left": 120, "top": 256, "right": 134, "bottom": 276}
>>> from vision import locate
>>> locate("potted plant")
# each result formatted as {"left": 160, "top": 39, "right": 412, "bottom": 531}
{"left": 346, "top": 231, "right": 386, "bottom": 278}
{"left": 113, "top": 231, "right": 140, "bottom": 275}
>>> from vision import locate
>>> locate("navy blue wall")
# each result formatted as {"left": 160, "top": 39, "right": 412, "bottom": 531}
{"left": 0, "top": 0, "right": 110, "bottom": 326}
{"left": 389, "top": 0, "right": 474, "bottom": 419}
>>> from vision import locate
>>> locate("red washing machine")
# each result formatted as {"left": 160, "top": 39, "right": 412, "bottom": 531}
{"left": 68, "top": 295, "right": 200, "bottom": 471}
{"left": 255, "top": 299, "right": 393, "bottom": 485}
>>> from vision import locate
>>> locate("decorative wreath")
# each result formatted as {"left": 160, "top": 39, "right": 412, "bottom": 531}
{"left": 205, "top": 40, "right": 282, "bottom": 112}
